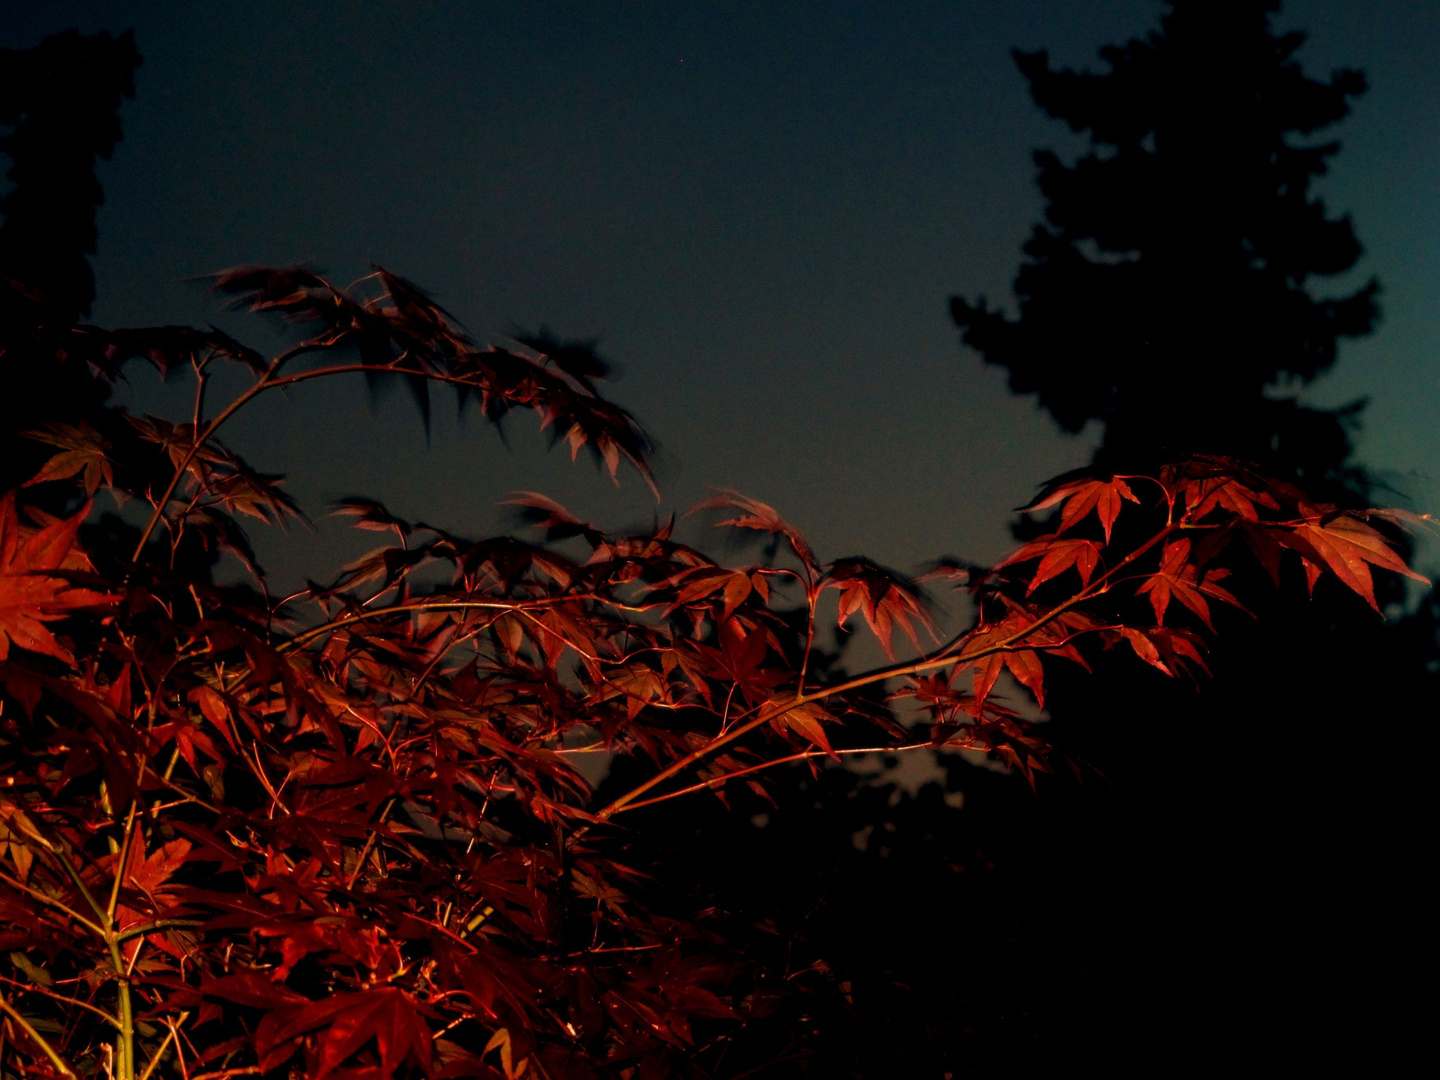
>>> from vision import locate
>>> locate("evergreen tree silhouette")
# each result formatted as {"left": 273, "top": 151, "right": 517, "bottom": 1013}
{"left": 953, "top": 0, "right": 1375, "bottom": 494}
{"left": 0, "top": 29, "right": 140, "bottom": 489}
{"left": 951, "top": 2, "right": 1435, "bottom": 1070}
{"left": 0, "top": 28, "right": 139, "bottom": 322}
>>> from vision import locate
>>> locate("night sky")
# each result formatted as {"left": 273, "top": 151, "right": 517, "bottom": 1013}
{"left": 5, "top": 1, "right": 1438, "bottom": 591}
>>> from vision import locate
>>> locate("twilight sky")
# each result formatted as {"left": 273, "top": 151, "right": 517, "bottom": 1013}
{"left": 5, "top": 1, "right": 1438, "bottom": 590}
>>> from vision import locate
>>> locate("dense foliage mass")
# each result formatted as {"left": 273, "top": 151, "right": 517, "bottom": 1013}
{"left": 0, "top": 267, "right": 1423, "bottom": 1079}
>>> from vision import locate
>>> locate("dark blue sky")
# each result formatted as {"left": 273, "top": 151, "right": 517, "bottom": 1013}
{"left": 5, "top": 1, "right": 1438, "bottom": 587}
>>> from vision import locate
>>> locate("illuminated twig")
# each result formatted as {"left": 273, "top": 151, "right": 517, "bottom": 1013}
{"left": 616, "top": 741, "right": 941, "bottom": 814}
{"left": 279, "top": 596, "right": 587, "bottom": 653}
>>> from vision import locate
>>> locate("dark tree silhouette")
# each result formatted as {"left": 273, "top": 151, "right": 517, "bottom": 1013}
{"left": 0, "top": 29, "right": 140, "bottom": 322}
{"left": 0, "top": 30, "right": 141, "bottom": 490}
{"left": 949, "top": 2, "right": 1436, "bottom": 1071}
{"left": 952, "top": 0, "right": 1375, "bottom": 493}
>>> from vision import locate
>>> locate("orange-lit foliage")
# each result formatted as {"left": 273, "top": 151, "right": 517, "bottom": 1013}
{"left": 0, "top": 269, "right": 1422, "bottom": 1080}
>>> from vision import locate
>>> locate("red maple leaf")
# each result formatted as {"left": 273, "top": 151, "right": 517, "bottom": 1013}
{"left": 997, "top": 537, "right": 1102, "bottom": 595}
{"left": 256, "top": 987, "right": 433, "bottom": 1079}
{"left": 825, "top": 558, "right": 937, "bottom": 659}
{"left": 1285, "top": 515, "right": 1428, "bottom": 610}
{"left": 774, "top": 700, "right": 839, "bottom": 760}
{"left": 0, "top": 494, "right": 108, "bottom": 664}
{"left": 1136, "top": 538, "right": 1243, "bottom": 629}
{"left": 1021, "top": 475, "right": 1140, "bottom": 543}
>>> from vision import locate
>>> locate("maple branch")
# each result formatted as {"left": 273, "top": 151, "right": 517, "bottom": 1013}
{"left": 165, "top": 1014, "right": 192, "bottom": 1080}
{"left": 615, "top": 741, "right": 939, "bottom": 814}
{"left": 264, "top": 362, "right": 492, "bottom": 394}
{"left": 345, "top": 798, "right": 396, "bottom": 888}
{"left": 114, "top": 969, "right": 135, "bottom": 1080}
{"left": 130, "top": 341, "right": 329, "bottom": 563}
{"left": 398, "top": 619, "right": 497, "bottom": 704}
{"left": 514, "top": 607, "right": 601, "bottom": 662}
{"left": 278, "top": 596, "right": 590, "bottom": 653}
{"left": 107, "top": 801, "right": 140, "bottom": 923}
{"left": 246, "top": 743, "right": 290, "bottom": 816}
{"left": 589, "top": 640, "right": 986, "bottom": 823}
{"left": 589, "top": 524, "right": 1178, "bottom": 828}
{"left": 796, "top": 592, "right": 817, "bottom": 699}
{"left": 137, "top": 767, "right": 219, "bottom": 817}
{"left": 0, "top": 991, "right": 78, "bottom": 1079}
{"left": 187, "top": 1068, "right": 262, "bottom": 1080}
{"left": 7, "top": 813, "right": 116, "bottom": 939}
{"left": 65, "top": 860, "right": 140, "bottom": 1080}
{"left": 0, "top": 865, "right": 107, "bottom": 940}
{"left": 0, "top": 974, "right": 120, "bottom": 1030}
{"left": 191, "top": 360, "right": 209, "bottom": 433}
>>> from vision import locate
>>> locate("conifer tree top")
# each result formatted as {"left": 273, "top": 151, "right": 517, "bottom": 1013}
{"left": 953, "top": 0, "right": 1376, "bottom": 492}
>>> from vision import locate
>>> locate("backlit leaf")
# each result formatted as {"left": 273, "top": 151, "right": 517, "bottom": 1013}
{"left": 1288, "top": 515, "right": 1427, "bottom": 610}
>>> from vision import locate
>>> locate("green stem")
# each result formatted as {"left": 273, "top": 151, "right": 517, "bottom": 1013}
{"left": 0, "top": 991, "right": 77, "bottom": 1079}
{"left": 136, "top": 1013, "right": 186, "bottom": 1080}
{"left": 117, "top": 973, "right": 134, "bottom": 1080}
{"left": 0, "top": 976, "right": 121, "bottom": 1030}
{"left": 107, "top": 802, "right": 139, "bottom": 923}
{"left": 58, "top": 848, "right": 110, "bottom": 932}
{"left": 0, "top": 868, "right": 106, "bottom": 939}
{"left": 21, "top": 810, "right": 140, "bottom": 1078}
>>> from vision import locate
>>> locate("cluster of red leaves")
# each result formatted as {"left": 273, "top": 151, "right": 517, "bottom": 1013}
{"left": 0, "top": 269, "right": 1423, "bottom": 1080}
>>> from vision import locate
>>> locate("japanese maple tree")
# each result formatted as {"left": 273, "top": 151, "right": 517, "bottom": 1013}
{"left": 0, "top": 267, "right": 1424, "bottom": 1080}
